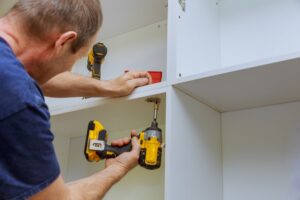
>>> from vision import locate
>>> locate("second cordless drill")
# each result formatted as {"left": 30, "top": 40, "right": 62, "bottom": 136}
{"left": 87, "top": 42, "right": 108, "bottom": 80}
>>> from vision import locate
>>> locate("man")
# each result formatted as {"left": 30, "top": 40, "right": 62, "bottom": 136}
{"left": 0, "top": 1, "right": 151, "bottom": 199}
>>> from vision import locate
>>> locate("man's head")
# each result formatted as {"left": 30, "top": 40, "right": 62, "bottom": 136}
{"left": 2, "top": 0, "right": 103, "bottom": 83}
{"left": 10, "top": 0, "right": 102, "bottom": 53}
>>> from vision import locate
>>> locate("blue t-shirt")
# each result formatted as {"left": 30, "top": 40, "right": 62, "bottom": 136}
{"left": 0, "top": 38, "right": 60, "bottom": 200}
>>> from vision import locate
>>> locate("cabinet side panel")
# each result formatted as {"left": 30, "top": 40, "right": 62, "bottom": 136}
{"left": 176, "top": 0, "right": 221, "bottom": 78}
{"left": 167, "top": 0, "right": 177, "bottom": 82}
{"left": 222, "top": 101, "right": 300, "bottom": 200}
{"left": 165, "top": 88, "right": 222, "bottom": 200}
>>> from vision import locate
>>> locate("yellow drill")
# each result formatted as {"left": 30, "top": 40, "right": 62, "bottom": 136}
{"left": 87, "top": 42, "right": 108, "bottom": 80}
{"left": 84, "top": 98, "right": 163, "bottom": 170}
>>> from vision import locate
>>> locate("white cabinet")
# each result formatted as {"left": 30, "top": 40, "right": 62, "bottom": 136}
{"left": 1, "top": 0, "right": 298, "bottom": 199}
{"left": 48, "top": 0, "right": 300, "bottom": 200}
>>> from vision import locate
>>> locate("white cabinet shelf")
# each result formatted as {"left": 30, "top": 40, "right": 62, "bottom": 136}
{"left": 174, "top": 53, "right": 300, "bottom": 112}
{"left": 47, "top": 81, "right": 168, "bottom": 116}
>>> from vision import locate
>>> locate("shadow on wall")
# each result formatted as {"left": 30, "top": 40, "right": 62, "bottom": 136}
{"left": 289, "top": 127, "right": 300, "bottom": 199}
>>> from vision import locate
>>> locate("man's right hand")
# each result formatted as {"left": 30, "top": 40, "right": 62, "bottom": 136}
{"left": 29, "top": 130, "right": 141, "bottom": 200}
{"left": 104, "top": 130, "right": 141, "bottom": 180}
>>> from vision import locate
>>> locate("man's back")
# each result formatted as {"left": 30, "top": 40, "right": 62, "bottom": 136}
{"left": 0, "top": 38, "right": 60, "bottom": 200}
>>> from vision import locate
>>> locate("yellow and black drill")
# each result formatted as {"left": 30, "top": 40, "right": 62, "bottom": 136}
{"left": 84, "top": 97, "right": 163, "bottom": 170}
{"left": 87, "top": 42, "right": 108, "bottom": 80}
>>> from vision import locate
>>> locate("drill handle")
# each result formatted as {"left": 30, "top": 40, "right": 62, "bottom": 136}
{"left": 104, "top": 143, "right": 132, "bottom": 159}
{"left": 91, "top": 62, "right": 101, "bottom": 80}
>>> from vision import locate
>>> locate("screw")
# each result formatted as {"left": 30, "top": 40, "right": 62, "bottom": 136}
{"left": 179, "top": 73, "right": 182, "bottom": 77}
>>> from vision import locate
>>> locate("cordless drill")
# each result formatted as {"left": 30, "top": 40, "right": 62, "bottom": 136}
{"left": 84, "top": 98, "right": 163, "bottom": 170}
{"left": 87, "top": 42, "right": 108, "bottom": 80}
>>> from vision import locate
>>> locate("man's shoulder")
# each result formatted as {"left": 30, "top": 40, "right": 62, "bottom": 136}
{"left": 0, "top": 39, "right": 46, "bottom": 120}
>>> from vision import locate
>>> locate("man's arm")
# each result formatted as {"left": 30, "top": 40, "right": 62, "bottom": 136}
{"left": 41, "top": 71, "right": 152, "bottom": 98}
{"left": 30, "top": 134, "right": 140, "bottom": 200}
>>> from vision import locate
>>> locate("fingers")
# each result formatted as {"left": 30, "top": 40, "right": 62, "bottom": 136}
{"left": 130, "top": 136, "right": 140, "bottom": 156}
{"left": 128, "top": 78, "right": 149, "bottom": 88}
{"left": 110, "top": 130, "right": 139, "bottom": 147}
{"left": 130, "top": 129, "right": 138, "bottom": 138}
{"left": 105, "top": 130, "right": 140, "bottom": 172}
{"left": 111, "top": 137, "right": 131, "bottom": 147}
{"left": 110, "top": 130, "right": 140, "bottom": 155}
{"left": 125, "top": 71, "right": 152, "bottom": 84}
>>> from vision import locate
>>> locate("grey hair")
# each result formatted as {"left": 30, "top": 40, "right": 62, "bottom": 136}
{"left": 10, "top": 0, "right": 103, "bottom": 53}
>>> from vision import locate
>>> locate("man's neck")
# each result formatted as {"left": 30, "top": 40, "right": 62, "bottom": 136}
{"left": 0, "top": 18, "right": 22, "bottom": 55}
{"left": 0, "top": 17, "right": 50, "bottom": 85}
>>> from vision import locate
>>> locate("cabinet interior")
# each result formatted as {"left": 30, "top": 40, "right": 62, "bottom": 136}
{"left": 52, "top": 94, "right": 166, "bottom": 200}
{"left": 176, "top": 0, "right": 300, "bottom": 78}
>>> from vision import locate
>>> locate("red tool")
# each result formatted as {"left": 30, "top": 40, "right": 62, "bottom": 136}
{"left": 125, "top": 70, "right": 163, "bottom": 84}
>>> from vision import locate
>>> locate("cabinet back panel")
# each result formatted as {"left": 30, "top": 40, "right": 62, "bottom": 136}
{"left": 72, "top": 21, "right": 167, "bottom": 81}
{"left": 221, "top": 0, "right": 300, "bottom": 67}
{"left": 175, "top": 0, "right": 221, "bottom": 78}
{"left": 222, "top": 101, "right": 300, "bottom": 200}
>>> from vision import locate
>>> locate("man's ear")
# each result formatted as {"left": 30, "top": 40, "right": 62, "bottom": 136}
{"left": 54, "top": 31, "right": 77, "bottom": 52}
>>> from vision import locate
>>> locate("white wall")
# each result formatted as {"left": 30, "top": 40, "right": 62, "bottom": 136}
{"left": 222, "top": 101, "right": 300, "bottom": 200}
